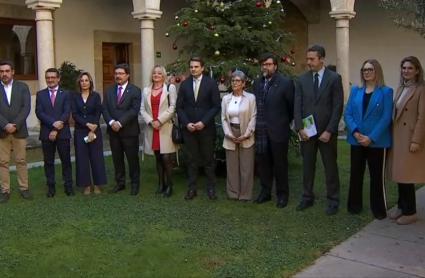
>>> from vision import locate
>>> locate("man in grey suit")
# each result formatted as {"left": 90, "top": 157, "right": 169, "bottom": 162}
{"left": 0, "top": 60, "right": 32, "bottom": 203}
{"left": 294, "top": 45, "right": 343, "bottom": 215}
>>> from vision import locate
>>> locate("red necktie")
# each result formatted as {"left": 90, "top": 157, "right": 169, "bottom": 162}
{"left": 117, "top": 86, "right": 123, "bottom": 104}
{"left": 50, "top": 89, "right": 56, "bottom": 107}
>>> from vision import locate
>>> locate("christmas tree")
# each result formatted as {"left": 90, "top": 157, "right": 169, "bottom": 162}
{"left": 166, "top": 0, "right": 295, "bottom": 84}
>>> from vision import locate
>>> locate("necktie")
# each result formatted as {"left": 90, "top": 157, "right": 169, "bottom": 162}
{"left": 313, "top": 73, "right": 319, "bottom": 98}
{"left": 194, "top": 79, "right": 200, "bottom": 101}
{"left": 117, "top": 86, "right": 123, "bottom": 104}
{"left": 263, "top": 79, "right": 269, "bottom": 94}
{"left": 50, "top": 89, "right": 56, "bottom": 107}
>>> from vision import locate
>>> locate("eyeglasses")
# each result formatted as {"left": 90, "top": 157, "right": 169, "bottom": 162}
{"left": 231, "top": 79, "right": 243, "bottom": 83}
{"left": 262, "top": 62, "right": 275, "bottom": 67}
{"left": 361, "top": 68, "right": 374, "bottom": 73}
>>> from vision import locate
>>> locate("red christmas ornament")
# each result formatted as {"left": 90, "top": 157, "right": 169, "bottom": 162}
{"left": 175, "top": 77, "right": 181, "bottom": 83}
{"left": 281, "top": 56, "right": 288, "bottom": 63}
{"left": 290, "top": 49, "right": 295, "bottom": 55}
{"left": 182, "top": 20, "right": 189, "bottom": 27}
{"left": 256, "top": 1, "right": 263, "bottom": 8}
{"left": 220, "top": 76, "right": 225, "bottom": 83}
{"left": 208, "top": 24, "right": 216, "bottom": 31}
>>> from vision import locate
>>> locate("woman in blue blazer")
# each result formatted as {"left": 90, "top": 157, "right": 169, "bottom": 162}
{"left": 71, "top": 72, "right": 107, "bottom": 194}
{"left": 344, "top": 59, "right": 393, "bottom": 219}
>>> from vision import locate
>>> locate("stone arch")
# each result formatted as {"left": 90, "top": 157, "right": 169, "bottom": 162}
{"left": 282, "top": 1, "right": 309, "bottom": 73}
{"left": 289, "top": 0, "right": 320, "bottom": 24}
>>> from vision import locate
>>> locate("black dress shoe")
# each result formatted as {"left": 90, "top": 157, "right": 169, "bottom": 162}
{"left": 47, "top": 187, "right": 56, "bottom": 198}
{"left": 276, "top": 198, "right": 288, "bottom": 208}
{"left": 254, "top": 192, "right": 271, "bottom": 204}
{"left": 326, "top": 205, "right": 339, "bottom": 216}
{"left": 0, "top": 192, "right": 10, "bottom": 203}
{"left": 65, "top": 190, "right": 75, "bottom": 196}
{"left": 130, "top": 188, "right": 139, "bottom": 196}
{"left": 184, "top": 189, "right": 197, "bottom": 200}
{"left": 20, "top": 190, "right": 33, "bottom": 200}
{"left": 207, "top": 190, "right": 217, "bottom": 200}
{"left": 110, "top": 185, "right": 125, "bottom": 193}
{"left": 46, "top": 191, "right": 55, "bottom": 198}
{"left": 296, "top": 200, "right": 314, "bottom": 211}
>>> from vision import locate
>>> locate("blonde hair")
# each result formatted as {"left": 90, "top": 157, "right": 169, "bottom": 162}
{"left": 151, "top": 65, "right": 167, "bottom": 85}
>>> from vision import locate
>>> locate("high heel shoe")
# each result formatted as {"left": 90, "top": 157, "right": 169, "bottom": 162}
{"left": 163, "top": 185, "right": 172, "bottom": 197}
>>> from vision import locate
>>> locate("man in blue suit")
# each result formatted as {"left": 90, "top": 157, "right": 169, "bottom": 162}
{"left": 35, "top": 68, "right": 73, "bottom": 197}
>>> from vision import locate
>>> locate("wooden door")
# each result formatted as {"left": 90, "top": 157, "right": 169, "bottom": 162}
{"left": 102, "top": 43, "right": 129, "bottom": 92}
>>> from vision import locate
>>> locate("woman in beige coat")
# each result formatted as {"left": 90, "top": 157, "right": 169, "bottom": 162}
{"left": 140, "top": 65, "right": 177, "bottom": 197}
{"left": 388, "top": 56, "right": 425, "bottom": 225}
{"left": 221, "top": 70, "right": 257, "bottom": 201}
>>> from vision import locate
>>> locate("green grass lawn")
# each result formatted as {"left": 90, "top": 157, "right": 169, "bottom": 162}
{"left": 0, "top": 143, "right": 400, "bottom": 277}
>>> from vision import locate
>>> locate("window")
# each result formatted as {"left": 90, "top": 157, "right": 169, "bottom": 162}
{"left": 0, "top": 18, "right": 37, "bottom": 80}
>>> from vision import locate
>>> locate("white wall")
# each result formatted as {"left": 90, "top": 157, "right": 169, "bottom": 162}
{"left": 54, "top": 0, "right": 139, "bottom": 85}
{"left": 308, "top": 0, "right": 425, "bottom": 90}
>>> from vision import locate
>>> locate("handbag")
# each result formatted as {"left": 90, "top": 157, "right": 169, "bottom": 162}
{"left": 167, "top": 90, "right": 184, "bottom": 144}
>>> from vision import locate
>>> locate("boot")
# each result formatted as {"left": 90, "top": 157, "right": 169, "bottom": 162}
{"left": 156, "top": 183, "right": 165, "bottom": 194}
{"left": 163, "top": 184, "right": 173, "bottom": 197}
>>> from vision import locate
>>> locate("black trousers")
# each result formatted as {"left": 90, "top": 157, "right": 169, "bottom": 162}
{"left": 182, "top": 130, "right": 216, "bottom": 191}
{"left": 41, "top": 139, "right": 73, "bottom": 192}
{"left": 398, "top": 183, "right": 416, "bottom": 215}
{"left": 255, "top": 137, "right": 289, "bottom": 200}
{"left": 109, "top": 133, "right": 140, "bottom": 189}
{"left": 74, "top": 129, "right": 107, "bottom": 187}
{"left": 300, "top": 135, "right": 340, "bottom": 206}
{"left": 347, "top": 146, "right": 387, "bottom": 218}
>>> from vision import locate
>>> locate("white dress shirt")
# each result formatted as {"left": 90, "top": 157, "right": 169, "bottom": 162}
{"left": 1, "top": 80, "right": 13, "bottom": 105}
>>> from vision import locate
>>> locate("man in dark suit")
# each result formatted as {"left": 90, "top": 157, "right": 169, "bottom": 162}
{"left": 176, "top": 57, "right": 221, "bottom": 200}
{"left": 294, "top": 45, "right": 343, "bottom": 215}
{"left": 102, "top": 63, "right": 141, "bottom": 195}
{"left": 35, "top": 68, "right": 74, "bottom": 197}
{"left": 253, "top": 53, "right": 295, "bottom": 208}
{"left": 0, "top": 60, "right": 32, "bottom": 203}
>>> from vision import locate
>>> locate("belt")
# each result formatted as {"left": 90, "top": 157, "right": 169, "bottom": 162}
{"left": 230, "top": 123, "right": 240, "bottom": 128}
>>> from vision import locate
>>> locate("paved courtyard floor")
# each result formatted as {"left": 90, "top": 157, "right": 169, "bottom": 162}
{"left": 296, "top": 187, "right": 425, "bottom": 278}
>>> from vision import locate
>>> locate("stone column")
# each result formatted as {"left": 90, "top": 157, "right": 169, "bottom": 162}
{"left": 26, "top": 0, "right": 62, "bottom": 89}
{"left": 329, "top": 0, "right": 356, "bottom": 103}
{"left": 132, "top": 9, "right": 162, "bottom": 88}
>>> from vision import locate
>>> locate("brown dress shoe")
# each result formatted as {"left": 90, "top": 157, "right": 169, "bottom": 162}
{"left": 396, "top": 214, "right": 417, "bottom": 225}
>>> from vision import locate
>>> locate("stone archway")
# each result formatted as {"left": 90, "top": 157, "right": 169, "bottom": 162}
{"left": 282, "top": 1, "right": 309, "bottom": 74}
